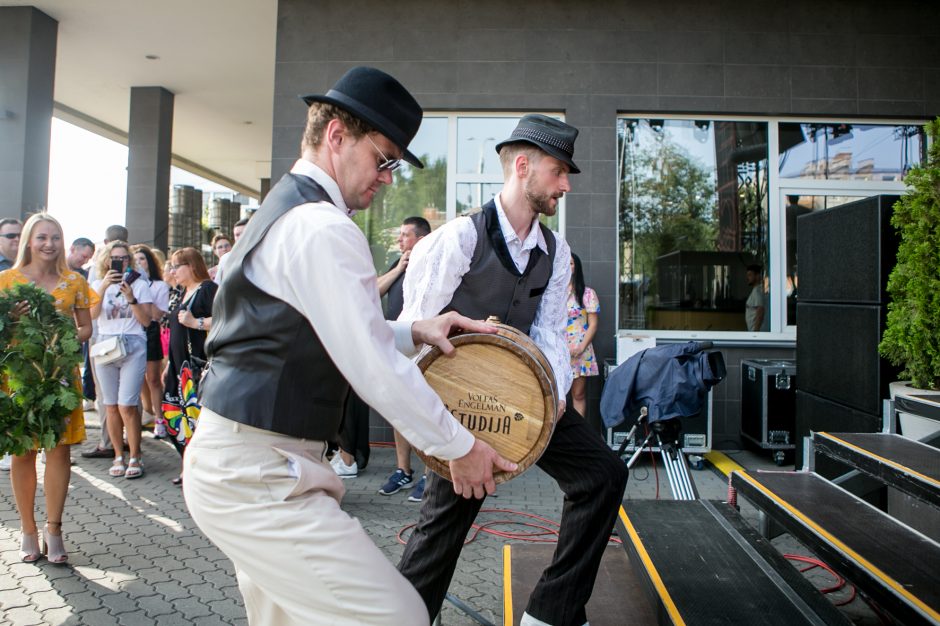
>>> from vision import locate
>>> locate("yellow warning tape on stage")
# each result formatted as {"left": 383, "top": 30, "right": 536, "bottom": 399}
{"left": 618, "top": 506, "right": 686, "bottom": 626}
{"left": 736, "top": 470, "right": 940, "bottom": 623}
{"left": 819, "top": 432, "right": 940, "bottom": 487}
{"left": 503, "top": 544, "right": 513, "bottom": 626}
{"left": 704, "top": 450, "right": 745, "bottom": 477}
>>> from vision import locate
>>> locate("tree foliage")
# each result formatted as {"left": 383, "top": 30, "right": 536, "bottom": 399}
{"left": 619, "top": 137, "right": 718, "bottom": 280}
{"left": 879, "top": 117, "right": 940, "bottom": 390}
{"left": 354, "top": 155, "right": 446, "bottom": 273}
{"left": 0, "top": 282, "right": 83, "bottom": 454}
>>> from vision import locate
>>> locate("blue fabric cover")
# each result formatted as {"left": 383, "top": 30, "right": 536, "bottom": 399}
{"left": 600, "top": 342, "right": 724, "bottom": 428}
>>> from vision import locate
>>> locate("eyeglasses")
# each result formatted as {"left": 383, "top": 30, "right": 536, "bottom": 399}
{"left": 110, "top": 255, "right": 130, "bottom": 261}
{"left": 366, "top": 135, "right": 402, "bottom": 172}
{"left": 169, "top": 262, "right": 189, "bottom": 270}
{"left": 0, "top": 233, "right": 21, "bottom": 240}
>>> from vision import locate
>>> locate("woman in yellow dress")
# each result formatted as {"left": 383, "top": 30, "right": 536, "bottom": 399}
{"left": 0, "top": 213, "right": 97, "bottom": 564}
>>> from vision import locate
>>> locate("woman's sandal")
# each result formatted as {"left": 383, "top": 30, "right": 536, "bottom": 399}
{"left": 125, "top": 457, "right": 144, "bottom": 479}
{"left": 19, "top": 531, "right": 41, "bottom": 563}
{"left": 109, "top": 456, "right": 126, "bottom": 477}
{"left": 42, "top": 522, "right": 68, "bottom": 565}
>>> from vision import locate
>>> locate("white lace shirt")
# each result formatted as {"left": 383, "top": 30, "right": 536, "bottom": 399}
{"left": 401, "top": 194, "right": 573, "bottom": 402}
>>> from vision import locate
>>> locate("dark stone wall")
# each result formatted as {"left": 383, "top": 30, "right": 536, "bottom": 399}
{"left": 0, "top": 7, "right": 57, "bottom": 218}
{"left": 273, "top": 0, "right": 937, "bottom": 447}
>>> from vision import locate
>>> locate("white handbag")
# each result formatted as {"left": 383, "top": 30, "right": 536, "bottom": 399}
{"left": 90, "top": 336, "right": 126, "bottom": 365}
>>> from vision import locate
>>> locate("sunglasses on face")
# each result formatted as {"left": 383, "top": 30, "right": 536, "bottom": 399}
{"left": 366, "top": 135, "right": 402, "bottom": 172}
{"left": 110, "top": 255, "right": 130, "bottom": 262}
{"left": 0, "top": 233, "right": 21, "bottom": 240}
{"left": 169, "top": 263, "right": 189, "bottom": 270}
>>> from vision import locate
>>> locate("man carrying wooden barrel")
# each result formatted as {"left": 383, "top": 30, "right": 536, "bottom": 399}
{"left": 182, "top": 66, "right": 516, "bottom": 626}
{"left": 398, "top": 115, "right": 629, "bottom": 626}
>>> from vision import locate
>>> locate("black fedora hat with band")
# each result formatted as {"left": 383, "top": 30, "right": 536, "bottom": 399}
{"left": 495, "top": 114, "right": 580, "bottom": 174}
{"left": 301, "top": 66, "right": 425, "bottom": 169}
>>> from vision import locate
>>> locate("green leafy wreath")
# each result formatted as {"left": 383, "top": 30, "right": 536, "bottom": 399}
{"left": 0, "top": 281, "right": 83, "bottom": 455}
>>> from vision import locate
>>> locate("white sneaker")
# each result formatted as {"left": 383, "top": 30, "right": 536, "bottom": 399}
{"left": 0, "top": 454, "right": 11, "bottom": 471}
{"left": 82, "top": 399, "right": 95, "bottom": 411}
{"left": 332, "top": 456, "right": 358, "bottom": 478}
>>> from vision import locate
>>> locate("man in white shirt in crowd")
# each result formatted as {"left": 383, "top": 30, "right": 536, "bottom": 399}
{"left": 745, "top": 264, "right": 765, "bottom": 332}
{"left": 396, "top": 115, "right": 629, "bottom": 626}
{"left": 183, "top": 66, "right": 515, "bottom": 626}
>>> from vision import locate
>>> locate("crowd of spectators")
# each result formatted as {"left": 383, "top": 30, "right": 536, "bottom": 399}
{"left": 0, "top": 217, "right": 234, "bottom": 563}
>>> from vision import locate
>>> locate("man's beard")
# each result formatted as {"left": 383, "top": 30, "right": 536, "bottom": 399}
{"left": 524, "top": 178, "right": 561, "bottom": 216}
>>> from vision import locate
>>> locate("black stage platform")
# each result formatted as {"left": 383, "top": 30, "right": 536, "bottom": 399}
{"left": 814, "top": 431, "right": 940, "bottom": 508}
{"left": 733, "top": 469, "right": 940, "bottom": 626}
{"left": 616, "top": 500, "right": 849, "bottom": 625}
{"left": 503, "top": 543, "right": 656, "bottom": 626}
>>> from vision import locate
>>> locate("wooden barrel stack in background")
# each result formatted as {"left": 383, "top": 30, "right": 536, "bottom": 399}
{"left": 416, "top": 320, "right": 557, "bottom": 484}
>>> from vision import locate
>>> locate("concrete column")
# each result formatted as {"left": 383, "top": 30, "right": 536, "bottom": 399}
{"left": 0, "top": 7, "right": 57, "bottom": 218}
{"left": 126, "top": 86, "right": 174, "bottom": 250}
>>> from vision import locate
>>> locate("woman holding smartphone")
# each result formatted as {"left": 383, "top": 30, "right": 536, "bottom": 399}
{"left": 90, "top": 241, "right": 153, "bottom": 479}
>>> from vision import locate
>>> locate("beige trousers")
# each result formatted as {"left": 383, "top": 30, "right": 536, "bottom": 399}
{"left": 183, "top": 410, "right": 429, "bottom": 626}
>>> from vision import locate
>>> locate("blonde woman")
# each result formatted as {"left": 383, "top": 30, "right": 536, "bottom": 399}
{"left": 90, "top": 241, "right": 153, "bottom": 480}
{"left": 0, "top": 214, "right": 97, "bottom": 564}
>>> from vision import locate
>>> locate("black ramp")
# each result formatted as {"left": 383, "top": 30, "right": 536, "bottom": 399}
{"left": 620, "top": 500, "right": 848, "bottom": 625}
{"left": 815, "top": 432, "right": 940, "bottom": 508}
{"left": 506, "top": 544, "right": 656, "bottom": 626}
{"left": 733, "top": 470, "right": 940, "bottom": 626}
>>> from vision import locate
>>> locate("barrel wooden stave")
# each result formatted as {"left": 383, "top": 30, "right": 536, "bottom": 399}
{"left": 415, "top": 324, "right": 557, "bottom": 484}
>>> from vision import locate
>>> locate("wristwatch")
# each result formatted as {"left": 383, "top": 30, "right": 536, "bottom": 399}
{"left": 197, "top": 317, "right": 205, "bottom": 330}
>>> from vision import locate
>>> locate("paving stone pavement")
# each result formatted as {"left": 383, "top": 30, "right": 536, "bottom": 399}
{"left": 1, "top": 412, "right": 872, "bottom": 625}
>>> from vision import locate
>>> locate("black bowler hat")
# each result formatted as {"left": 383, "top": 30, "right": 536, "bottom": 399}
{"left": 495, "top": 114, "right": 580, "bottom": 174}
{"left": 301, "top": 67, "right": 425, "bottom": 169}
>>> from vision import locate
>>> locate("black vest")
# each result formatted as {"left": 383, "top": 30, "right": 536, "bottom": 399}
{"left": 384, "top": 260, "right": 405, "bottom": 321}
{"left": 199, "top": 173, "right": 349, "bottom": 440}
{"left": 441, "top": 200, "right": 556, "bottom": 334}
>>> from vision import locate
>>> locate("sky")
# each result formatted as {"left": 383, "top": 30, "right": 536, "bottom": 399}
{"left": 46, "top": 118, "right": 242, "bottom": 247}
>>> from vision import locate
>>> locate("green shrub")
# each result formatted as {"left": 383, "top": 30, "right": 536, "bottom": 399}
{"left": 0, "top": 282, "right": 83, "bottom": 454}
{"left": 879, "top": 117, "right": 940, "bottom": 390}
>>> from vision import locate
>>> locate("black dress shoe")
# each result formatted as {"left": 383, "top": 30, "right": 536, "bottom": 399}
{"left": 80, "top": 447, "right": 114, "bottom": 459}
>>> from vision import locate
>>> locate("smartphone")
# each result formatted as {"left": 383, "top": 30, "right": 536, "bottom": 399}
{"left": 124, "top": 269, "right": 141, "bottom": 286}
{"left": 110, "top": 259, "right": 124, "bottom": 275}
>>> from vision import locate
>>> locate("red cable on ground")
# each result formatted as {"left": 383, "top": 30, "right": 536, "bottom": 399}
{"left": 397, "top": 507, "right": 622, "bottom": 546}
{"left": 784, "top": 554, "right": 859, "bottom": 606}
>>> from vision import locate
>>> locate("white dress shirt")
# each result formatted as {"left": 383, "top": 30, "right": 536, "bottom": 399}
{"left": 239, "top": 159, "right": 474, "bottom": 461}
{"left": 400, "top": 194, "right": 573, "bottom": 402}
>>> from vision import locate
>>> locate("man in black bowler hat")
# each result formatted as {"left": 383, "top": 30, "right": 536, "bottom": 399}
{"left": 183, "top": 66, "right": 516, "bottom": 626}
{"left": 397, "top": 114, "right": 629, "bottom": 626}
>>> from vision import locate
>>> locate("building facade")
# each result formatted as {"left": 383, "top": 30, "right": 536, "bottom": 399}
{"left": 271, "top": 0, "right": 938, "bottom": 447}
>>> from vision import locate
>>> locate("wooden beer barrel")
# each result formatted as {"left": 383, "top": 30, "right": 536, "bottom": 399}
{"left": 416, "top": 319, "right": 558, "bottom": 484}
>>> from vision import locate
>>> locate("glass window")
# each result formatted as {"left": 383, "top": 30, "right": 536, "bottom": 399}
{"left": 354, "top": 113, "right": 567, "bottom": 275}
{"left": 353, "top": 117, "right": 448, "bottom": 274}
{"left": 779, "top": 123, "right": 924, "bottom": 182}
{"left": 617, "top": 118, "right": 770, "bottom": 332}
{"left": 456, "top": 118, "right": 517, "bottom": 176}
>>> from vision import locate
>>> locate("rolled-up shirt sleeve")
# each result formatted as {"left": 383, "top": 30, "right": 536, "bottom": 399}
{"left": 530, "top": 234, "right": 573, "bottom": 402}
{"left": 248, "top": 204, "right": 474, "bottom": 461}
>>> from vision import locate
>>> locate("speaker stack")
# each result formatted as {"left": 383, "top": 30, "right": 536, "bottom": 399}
{"left": 795, "top": 195, "right": 901, "bottom": 474}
